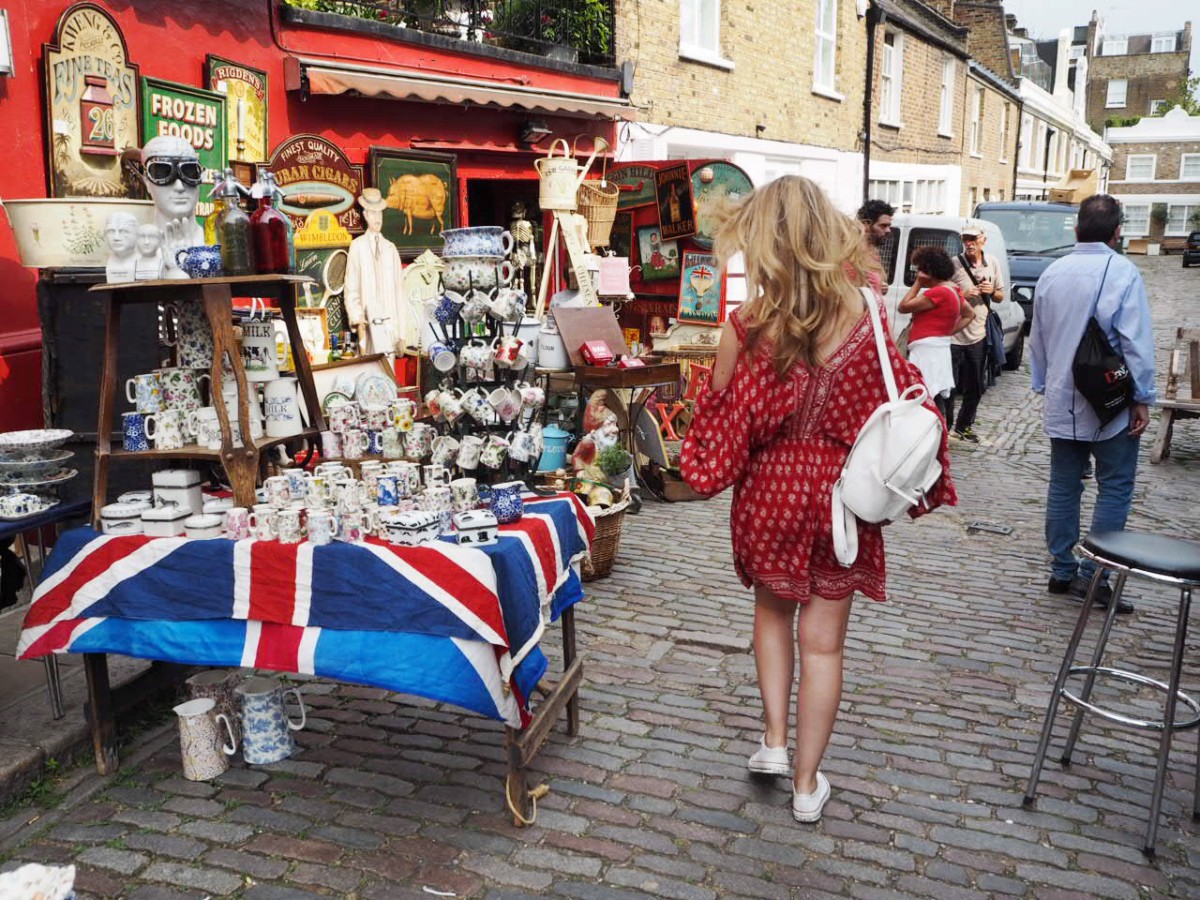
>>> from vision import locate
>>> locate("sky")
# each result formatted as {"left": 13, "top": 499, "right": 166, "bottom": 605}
{"left": 1003, "top": 0, "right": 1200, "bottom": 80}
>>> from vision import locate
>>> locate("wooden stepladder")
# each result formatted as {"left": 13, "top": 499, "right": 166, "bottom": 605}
{"left": 1150, "top": 327, "right": 1200, "bottom": 463}
{"left": 533, "top": 209, "right": 598, "bottom": 319}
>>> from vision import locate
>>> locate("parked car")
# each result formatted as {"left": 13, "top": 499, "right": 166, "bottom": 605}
{"left": 877, "top": 213, "right": 1027, "bottom": 370}
{"left": 1182, "top": 230, "right": 1200, "bottom": 268}
{"left": 973, "top": 201, "right": 1078, "bottom": 334}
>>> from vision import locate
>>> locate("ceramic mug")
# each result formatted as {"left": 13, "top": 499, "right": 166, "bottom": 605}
{"left": 236, "top": 676, "right": 306, "bottom": 766}
{"left": 249, "top": 505, "right": 277, "bottom": 541}
{"left": 263, "top": 475, "right": 292, "bottom": 510}
{"left": 159, "top": 367, "right": 209, "bottom": 411}
{"left": 173, "top": 697, "right": 237, "bottom": 781}
{"left": 423, "top": 390, "right": 444, "bottom": 420}
{"left": 284, "top": 469, "right": 309, "bottom": 502}
{"left": 341, "top": 428, "right": 369, "bottom": 461}
{"left": 263, "top": 378, "right": 302, "bottom": 438}
{"left": 423, "top": 463, "right": 450, "bottom": 487}
{"left": 456, "top": 434, "right": 484, "bottom": 470}
{"left": 241, "top": 316, "right": 281, "bottom": 383}
{"left": 365, "top": 429, "right": 385, "bottom": 456}
{"left": 440, "top": 226, "right": 514, "bottom": 258}
{"left": 320, "top": 430, "right": 342, "bottom": 459}
{"left": 327, "top": 401, "right": 362, "bottom": 434}
{"left": 488, "top": 386, "right": 521, "bottom": 423}
{"left": 440, "top": 390, "right": 466, "bottom": 425}
{"left": 430, "top": 435, "right": 460, "bottom": 467}
{"left": 186, "top": 406, "right": 223, "bottom": 449}
{"left": 403, "top": 423, "right": 435, "bottom": 460}
{"left": 442, "top": 256, "right": 513, "bottom": 293}
{"left": 487, "top": 480, "right": 525, "bottom": 524}
{"left": 390, "top": 398, "right": 417, "bottom": 432}
{"left": 480, "top": 434, "right": 510, "bottom": 469}
{"left": 122, "top": 411, "right": 151, "bottom": 452}
{"left": 492, "top": 335, "right": 524, "bottom": 368}
{"left": 517, "top": 382, "right": 546, "bottom": 411}
{"left": 461, "top": 387, "right": 492, "bottom": 424}
{"left": 509, "top": 429, "right": 538, "bottom": 463}
{"left": 387, "top": 461, "right": 421, "bottom": 498}
{"left": 488, "top": 287, "right": 527, "bottom": 323}
{"left": 450, "top": 477, "right": 479, "bottom": 514}
{"left": 460, "top": 291, "right": 490, "bottom": 325}
{"left": 376, "top": 474, "right": 400, "bottom": 507}
{"left": 361, "top": 404, "right": 390, "bottom": 432}
{"left": 172, "top": 300, "right": 214, "bottom": 370}
{"left": 381, "top": 427, "right": 404, "bottom": 458}
{"left": 337, "top": 507, "right": 368, "bottom": 543}
{"left": 431, "top": 292, "right": 465, "bottom": 327}
{"left": 427, "top": 341, "right": 456, "bottom": 374}
{"left": 307, "top": 509, "right": 338, "bottom": 546}
{"left": 144, "top": 408, "right": 185, "bottom": 450}
{"left": 276, "top": 507, "right": 304, "bottom": 545}
{"left": 220, "top": 382, "right": 264, "bottom": 441}
{"left": 126, "top": 372, "right": 163, "bottom": 413}
{"left": 224, "top": 506, "right": 251, "bottom": 540}
{"left": 175, "top": 244, "right": 224, "bottom": 279}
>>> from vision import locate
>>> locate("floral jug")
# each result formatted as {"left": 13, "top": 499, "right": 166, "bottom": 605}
{"left": 235, "top": 676, "right": 306, "bottom": 765}
{"left": 173, "top": 697, "right": 237, "bottom": 781}
{"left": 171, "top": 300, "right": 214, "bottom": 370}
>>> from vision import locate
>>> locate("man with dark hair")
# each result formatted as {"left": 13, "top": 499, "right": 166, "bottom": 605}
{"left": 1030, "top": 194, "right": 1156, "bottom": 614}
{"left": 857, "top": 199, "right": 894, "bottom": 247}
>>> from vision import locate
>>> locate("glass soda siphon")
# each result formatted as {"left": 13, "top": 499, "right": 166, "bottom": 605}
{"left": 250, "top": 170, "right": 291, "bottom": 274}
{"left": 213, "top": 169, "right": 255, "bottom": 276}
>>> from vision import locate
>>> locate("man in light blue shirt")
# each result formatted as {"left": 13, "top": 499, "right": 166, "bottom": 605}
{"left": 1030, "top": 195, "right": 1155, "bottom": 614}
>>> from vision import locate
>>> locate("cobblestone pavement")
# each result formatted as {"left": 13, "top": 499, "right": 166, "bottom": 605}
{"left": 3, "top": 257, "right": 1199, "bottom": 899}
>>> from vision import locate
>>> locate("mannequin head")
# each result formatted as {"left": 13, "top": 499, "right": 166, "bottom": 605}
{"left": 363, "top": 206, "right": 383, "bottom": 234}
{"left": 105, "top": 213, "right": 138, "bottom": 258}
{"left": 136, "top": 224, "right": 162, "bottom": 256}
{"left": 141, "top": 136, "right": 202, "bottom": 222}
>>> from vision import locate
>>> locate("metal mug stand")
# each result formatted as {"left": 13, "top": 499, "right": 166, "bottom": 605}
{"left": 1023, "top": 535, "right": 1200, "bottom": 857}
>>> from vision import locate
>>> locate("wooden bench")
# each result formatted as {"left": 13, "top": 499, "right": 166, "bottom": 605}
{"left": 1150, "top": 327, "right": 1200, "bottom": 463}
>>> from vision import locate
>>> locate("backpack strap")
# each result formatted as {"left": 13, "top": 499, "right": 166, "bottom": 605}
{"left": 861, "top": 287, "right": 899, "bottom": 403}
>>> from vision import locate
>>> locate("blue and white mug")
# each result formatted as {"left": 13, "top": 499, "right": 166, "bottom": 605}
{"left": 125, "top": 372, "right": 163, "bottom": 414}
{"left": 377, "top": 475, "right": 400, "bottom": 507}
{"left": 122, "top": 411, "right": 151, "bottom": 452}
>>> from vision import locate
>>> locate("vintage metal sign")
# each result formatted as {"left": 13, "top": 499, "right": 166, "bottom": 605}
{"left": 43, "top": 3, "right": 141, "bottom": 197}
{"left": 264, "top": 134, "right": 364, "bottom": 233}
{"left": 608, "top": 163, "right": 657, "bottom": 210}
{"left": 141, "top": 77, "right": 226, "bottom": 221}
{"left": 205, "top": 55, "right": 268, "bottom": 164}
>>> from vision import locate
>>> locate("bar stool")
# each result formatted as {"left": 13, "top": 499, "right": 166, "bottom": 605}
{"left": 1024, "top": 530, "right": 1200, "bottom": 857}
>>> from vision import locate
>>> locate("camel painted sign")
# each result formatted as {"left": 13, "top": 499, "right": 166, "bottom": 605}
{"left": 264, "top": 134, "right": 364, "bottom": 233}
{"left": 368, "top": 147, "right": 458, "bottom": 257}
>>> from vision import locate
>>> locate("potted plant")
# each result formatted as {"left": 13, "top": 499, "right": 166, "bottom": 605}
{"left": 491, "top": 0, "right": 613, "bottom": 63}
{"left": 597, "top": 445, "right": 634, "bottom": 491}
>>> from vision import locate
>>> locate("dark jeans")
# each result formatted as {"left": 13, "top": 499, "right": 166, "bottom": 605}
{"left": 949, "top": 339, "right": 986, "bottom": 432}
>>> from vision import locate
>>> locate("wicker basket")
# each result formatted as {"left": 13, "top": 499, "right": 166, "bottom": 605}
{"left": 579, "top": 484, "right": 631, "bottom": 581}
{"left": 576, "top": 180, "right": 620, "bottom": 250}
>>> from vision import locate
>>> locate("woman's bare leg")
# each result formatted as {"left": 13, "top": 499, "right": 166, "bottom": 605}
{"left": 753, "top": 585, "right": 798, "bottom": 748}
{"left": 794, "top": 594, "right": 854, "bottom": 793}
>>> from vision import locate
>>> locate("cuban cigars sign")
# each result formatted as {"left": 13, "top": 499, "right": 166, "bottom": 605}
{"left": 43, "top": 3, "right": 141, "bottom": 197}
{"left": 141, "top": 77, "right": 226, "bottom": 221}
{"left": 265, "top": 134, "right": 364, "bottom": 233}
{"left": 205, "top": 55, "right": 268, "bottom": 164}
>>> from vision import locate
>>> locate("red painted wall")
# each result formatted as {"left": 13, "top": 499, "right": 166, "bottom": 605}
{"left": 0, "top": 0, "right": 620, "bottom": 430}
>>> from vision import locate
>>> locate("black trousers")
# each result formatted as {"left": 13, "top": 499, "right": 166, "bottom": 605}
{"left": 949, "top": 339, "right": 987, "bottom": 432}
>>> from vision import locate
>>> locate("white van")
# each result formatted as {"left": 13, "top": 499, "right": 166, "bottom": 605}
{"left": 877, "top": 214, "right": 1027, "bottom": 370}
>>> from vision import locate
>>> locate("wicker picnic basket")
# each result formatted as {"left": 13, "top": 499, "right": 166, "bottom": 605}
{"left": 576, "top": 179, "right": 620, "bottom": 249}
{"left": 578, "top": 482, "right": 631, "bottom": 581}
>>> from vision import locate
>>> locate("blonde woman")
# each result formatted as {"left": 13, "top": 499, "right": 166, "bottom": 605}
{"left": 680, "top": 177, "right": 956, "bottom": 822}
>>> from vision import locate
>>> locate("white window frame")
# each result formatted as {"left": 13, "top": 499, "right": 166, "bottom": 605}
{"left": 1101, "top": 37, "right": 1128, "bottom": 56}
{"left": 1069, "top": 45, "right": 1086, "bottom": 60}
{"left": 879, "top": 31, "right": 904, "bottom": 127}
{"left": 998, "top": 103, "right": 1010, "bottom": 162}
{"left": 1106, "top": 79, "right": 1127, "bottom": 108}
{"left": 937, "top": 57, "right": 955, "bottom": 136}
{"left": 1125, "top": 154, "right": 1156, "bottom": 181}
{"left": 812, "top": 0, "right": 841, "bottom": 99}
{"left": 1180, "top": 154, "right": 1200, "bottom": 180}
{"left": 1020, "top": 114, "right": 1033, "bottom": 169}
{"left": 1148, "top": 99, "right": 1167, "bottom": 115}
{"left": 1122, "top": 203, "right": 1150, "bottom": 236}
{"left": 679, "top": 0, "right": 733, "bottom": 70}
{"left": 1151, "top": 33, "right": 1176, "bottom": 53}
{"left": 969, "top": 85, "right": 984, "bottom": 156}
{"left": 1165, "top": 205, "right": 1198, "bottom": 236}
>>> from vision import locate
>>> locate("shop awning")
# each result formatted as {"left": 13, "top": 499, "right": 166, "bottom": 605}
{"left": 285, "top": 57, "right": 636, "bottom": 121}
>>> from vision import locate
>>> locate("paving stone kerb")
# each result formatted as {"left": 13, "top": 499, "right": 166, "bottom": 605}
{"left": 2, "top": 256, "right": 1199, "bottom": 897}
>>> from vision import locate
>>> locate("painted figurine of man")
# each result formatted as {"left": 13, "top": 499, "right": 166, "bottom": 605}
{"left": 140, "top": 135, "right": 204, "bottom": 280}
{"left": 345, "top": 188, "right": 405, "bottom": 361}
{"left": 103, "top": 213, "right": 138, "bottom": 283}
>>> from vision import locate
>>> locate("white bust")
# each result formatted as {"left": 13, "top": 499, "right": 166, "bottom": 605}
{"left": 134, "top": 224, "right": 163, "bottom": 280}
{"left": 140, "top": 136, "right": 205, "bottom": 280}
{"left": 104, "top": 213, "right": 138, "bottom": 284}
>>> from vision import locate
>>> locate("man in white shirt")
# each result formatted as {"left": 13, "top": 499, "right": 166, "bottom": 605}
{"left": 950, "top": 227, "right": 1005, "bottom": 442}
{"left": 345, "top": 188, "right": 405, "bottom": 361}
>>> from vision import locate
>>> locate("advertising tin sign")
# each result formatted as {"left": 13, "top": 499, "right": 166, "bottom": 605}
{"left": 264, "top": 134, "right": 364, "bottom": 233}
{"left": 205, "top": 55, "right": 268, "bottom": 164}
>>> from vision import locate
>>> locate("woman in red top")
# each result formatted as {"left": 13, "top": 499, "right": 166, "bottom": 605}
{"left": 681, "top": 177, "right": 956, "bottom": 823}
{"left": 899, "top": 246, "right": 974, "bottom": 423}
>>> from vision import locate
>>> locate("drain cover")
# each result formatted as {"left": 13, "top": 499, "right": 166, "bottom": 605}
{"left": 967, "top": 521, "right": 1013, "bottom": 535}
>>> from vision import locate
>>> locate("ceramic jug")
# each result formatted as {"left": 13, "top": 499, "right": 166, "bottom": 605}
{"left": 185, "top": 669, "right": 241, "bottom": 743}
{"left": 242, "top": 317, "right": 281, "bottom": 382}
{"left": 236, "top": 676, "right": 306, "bottom": 765}
{"left": 173, "top": 697, "right": 237, "bottom": 781}
{"left": 263, "top": 377, "right": 302, "bottom": 438}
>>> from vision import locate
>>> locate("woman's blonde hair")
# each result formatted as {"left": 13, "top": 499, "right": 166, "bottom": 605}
{"left": 713, "top": 175, "right": 879, "bottom": 376}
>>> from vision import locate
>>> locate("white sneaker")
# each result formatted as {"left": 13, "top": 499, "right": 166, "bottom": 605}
{"left": 747, "top": 736, "right": 790, "bottom": 776}
{"left": 792, "top": 772, "right": 831, "bottom": 822}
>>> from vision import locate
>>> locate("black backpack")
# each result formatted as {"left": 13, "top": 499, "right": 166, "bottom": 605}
{"left": 1072, "top": 256, "right": 1132, "bottom": 426}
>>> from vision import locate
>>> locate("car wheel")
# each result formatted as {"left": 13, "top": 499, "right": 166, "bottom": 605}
{"left": 1004, "top": 333, "right": 1024, "bottom": 371}
{"left": 1183, "top": 257, "right": 1190, "bottom": 268}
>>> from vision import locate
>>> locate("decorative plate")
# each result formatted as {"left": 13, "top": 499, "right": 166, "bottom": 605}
{"left": 0, "top": 429, "right": 74, "bottom": 455}
{"left": 0, "top": 467, "right": 78, "bottom": 489}
{"left": 0, "top": 448, "right": 74, "bottom": 477}
{"left": 690, "top": 162, "right": 754, "bottom": 250}
{"left": 0, "top": 497, "right": 60, "bottom": 522}
{"left": 321, "top": 391, "right": 352, "bottom": 414}
{"left": 356, "top": 372, "right": 398, "bottom": 407}
{"left": 331, "top": 374, "right": 357, "bottom": 399}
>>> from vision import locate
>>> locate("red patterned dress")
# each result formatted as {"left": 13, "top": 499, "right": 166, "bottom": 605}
{"left": 680, "top": 292, "right": 957, "bottom": 603}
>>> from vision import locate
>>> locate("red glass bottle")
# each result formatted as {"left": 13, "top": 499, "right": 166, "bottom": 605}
{"left": 250, "top": 172, "right": 291, "bottom": 274}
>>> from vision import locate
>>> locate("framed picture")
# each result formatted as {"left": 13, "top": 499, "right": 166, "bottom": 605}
{"left": 678, "top": 252, "right": 725, "bottom": 326}
{"left": 609, "top": 163, "right": 657, "bottom": 209}
{"left": 368, "top": 147, "right": 458, "bottom": 257}
{"left": 655, "top": 162, "right": 696, "bottom": 241}
{"left": 636, "top": 225, "right": 680, "bottom": 282}
{"left": 609, "top": 212, "right": 633, "bottom": 258}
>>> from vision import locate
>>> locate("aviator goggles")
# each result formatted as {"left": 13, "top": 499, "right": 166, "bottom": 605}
{"left": 143, "top": 157, "right": 204, "bottom": 187}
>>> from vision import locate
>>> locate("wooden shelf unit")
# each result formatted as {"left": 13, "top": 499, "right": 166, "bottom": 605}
{"left": 89, "top": 275, "right": 324, "bottom": 519}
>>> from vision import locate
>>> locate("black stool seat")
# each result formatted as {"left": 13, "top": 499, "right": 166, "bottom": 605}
{"left": 1082, "top": 531, "right": 1200, "bottom": 581}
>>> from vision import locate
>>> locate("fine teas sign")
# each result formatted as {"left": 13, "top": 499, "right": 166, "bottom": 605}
{"left": 141, "top": 77, "right": 226, "bottom": 220}
{"left": 264, "top": 134, "right": 364, "bottom": 233}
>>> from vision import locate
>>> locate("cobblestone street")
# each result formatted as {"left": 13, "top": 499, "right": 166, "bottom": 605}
{"left": 2, "top": 256, "right": 1199, "bottom": 899}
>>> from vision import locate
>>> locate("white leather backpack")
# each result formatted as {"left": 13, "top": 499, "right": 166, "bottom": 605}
{"left": 831, "top": 289, "right": 945, "bottom": 566}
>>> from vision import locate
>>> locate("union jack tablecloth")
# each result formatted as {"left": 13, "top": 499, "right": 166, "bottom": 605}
{"left": 17, "top": 493, "right": 594, "bottom": 728}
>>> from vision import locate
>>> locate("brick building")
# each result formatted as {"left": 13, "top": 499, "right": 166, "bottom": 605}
{"left": 614, "top": 0, "right": 866, "bottom": 211}
{"left": 1083, "top": 14, "right": 1192, "bottom": 132}
{"left": 1106, "top": 107, "right": 1200, "bottom": 245}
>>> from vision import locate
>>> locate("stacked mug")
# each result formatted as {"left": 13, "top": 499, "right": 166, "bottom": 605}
{"left": 123, "top": 367, "right": 216, "bottom": 451}
{"left": 321, "top": 397, "right": 419, "bottom": 463}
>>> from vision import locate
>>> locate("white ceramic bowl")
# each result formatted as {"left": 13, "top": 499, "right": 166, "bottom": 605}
{"left": 1, "top": 198, "right": 155, "bottom": 268}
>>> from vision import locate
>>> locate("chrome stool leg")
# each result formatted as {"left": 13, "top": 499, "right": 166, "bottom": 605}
{"left": 1144, "top": 585, "right": 1193, "bottom": 857}
{"left": 1062, "top": 570, "right": 1128, "bottom": 765}
{"left": 43, "top": 655, "right": 65, "bottom": 720}
{"left": 1024, "top": 573, "right": 1100, "bottom": 807}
